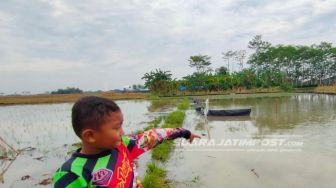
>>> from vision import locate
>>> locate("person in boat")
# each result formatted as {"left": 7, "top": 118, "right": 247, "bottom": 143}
{"left": 53, "top": 96, "right": 200, "bottom": 188}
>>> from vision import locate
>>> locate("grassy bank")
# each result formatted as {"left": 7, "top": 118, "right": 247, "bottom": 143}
{"left": 147, "top": 99, "right": 181, "bottom": 112}
{"left": 0, "top": 92, "right": 146, "bottom": 105}
{"left": 0, "top": 87, "right": 288, "bottom": 106}
{"left": 159, "top": 87, "right": 284, "bottom": 97}
{"left": 142, "top": 99, "right": 189, "bottom": 188}
{"left": 4, "top": 85, "right": 333, "bottom": 106}
{"left": 142, "top": 162, "right": 170, "bottom": 188}
{"left": 192, "top": 92, "right": 295, "bottom": 100}
{"left": 143, "top": 117, "right": 163, "bottom": 132}
{"left": 151, "top": 110, "right": 186, "bottom": 162}
{"left": 314, "top": 85, "right": 336, "bottom": 94}
{"left": 159, "top": 86, "right": 336, "bottom": 97}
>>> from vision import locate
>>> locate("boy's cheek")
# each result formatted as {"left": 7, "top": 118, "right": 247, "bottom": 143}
{"left": 107, "top": 132, "right": 122, "bottom": 146}
{"left": 115, "top": 140, "right": 122, "bottom": 147}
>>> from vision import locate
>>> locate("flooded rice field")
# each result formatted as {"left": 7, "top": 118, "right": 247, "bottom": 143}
{"left": 0, "top": 100, "right": 156, "bottom": 187}
{"left": 167, "top": 94, "right": 336, "bottom": 188}
{"left": 0, "top": 94, "right": 335, "bottom": 187}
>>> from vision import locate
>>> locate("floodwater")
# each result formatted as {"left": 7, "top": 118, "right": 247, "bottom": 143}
{"left": 0, "top": 100, "right": 156, "bottom": 188}
{"left": 167, "top": 94, "right": 336, "bottom": 188}
{"left": 0, "top": 94, "right": 335, "bottom": 188}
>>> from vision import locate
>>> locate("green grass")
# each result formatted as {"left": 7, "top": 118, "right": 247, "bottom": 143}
{"left": 143, "top": 100, "right": 189, "bottom": 187}
{"left": 280, "top": 84, "right": 294, "bottom": 92}
{"left": 194, "top": 92, "right": 294, "bottom": 100}
{"left": 177, "top": 99, "right": 190, "bottom": 110}
{"left": 151, "top": 140, "right": 175, "bottom": 162}
{"left": 147, "top": 99, "right": 180, "bottom": 112}
{"left": 152, "top": 110, "right": 186, "bottom": 162}
{"left": 142, "top": 162, "right": 170, "bottom": 188}
{"left": 146, "top": 94, "right": 160, "bottom": 100}
{"left": 143, "top": 117, "right": 162, "bottom": 131}
{"left": 164, "top": 111, "right": 185, "bottom": 127}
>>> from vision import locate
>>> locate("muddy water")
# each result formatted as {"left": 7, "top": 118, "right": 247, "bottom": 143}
{"left": 1, "top": 94, "right": 335, "bottom": 188}
{"left": 0, "top": 100, "right": 154, "bottom": 188}
{"left": 167, "top": 94, "right": 336, "bottom": 188}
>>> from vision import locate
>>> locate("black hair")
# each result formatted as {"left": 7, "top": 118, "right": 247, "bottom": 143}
{"left": 71, "top": 96, "right": 120, "bottom": 137}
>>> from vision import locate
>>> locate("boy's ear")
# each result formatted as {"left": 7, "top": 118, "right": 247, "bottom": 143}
{"left": 81, "top": 129, "right": 96, "bottom": 143}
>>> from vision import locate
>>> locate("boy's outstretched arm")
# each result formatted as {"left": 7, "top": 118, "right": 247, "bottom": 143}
{"left": 122, "top": 128, "right": 200, "bottom": 159}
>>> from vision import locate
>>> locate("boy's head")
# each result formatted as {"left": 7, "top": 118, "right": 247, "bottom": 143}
{"left": 72, "top": 96, "right": 124, "bottom": 149}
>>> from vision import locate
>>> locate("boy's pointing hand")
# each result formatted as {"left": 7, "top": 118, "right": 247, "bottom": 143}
{"left": 188, "top": 132, "right": 201, "bottom": 143}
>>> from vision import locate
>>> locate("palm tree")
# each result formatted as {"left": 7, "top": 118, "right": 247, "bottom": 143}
{"left": 142, "top": 69, "right": 172, "bottom": 94}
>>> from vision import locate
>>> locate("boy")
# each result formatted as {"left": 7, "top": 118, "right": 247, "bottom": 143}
{"left": 53, "top": 96, "right": 200, "bottom": 188}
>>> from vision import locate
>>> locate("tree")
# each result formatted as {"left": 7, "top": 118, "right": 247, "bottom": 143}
{"left": 216, "top": 66, "right": 229, "bottom": 75}
{"left": 236, "top": 50, "right": 246, "bottom": 70}
{"left": 222, "top": 50, "right": 235, "bottom": 73}
{"left": 51, "top": 87, "right": 83, "bottom": 94}
{"left": 141, "top": 38, "right": 336, "bottom": 95}
{"left": 248, "top": 35, "right": 272, "bottom": 76}
{"left": 188, "top": 55, "right": 212, "bottom": 74}
{"left": 141, "top": 69, "right": 172, "bottom": 94}
{"left": 248, "top": 35, "right": 271, "bottom": 53}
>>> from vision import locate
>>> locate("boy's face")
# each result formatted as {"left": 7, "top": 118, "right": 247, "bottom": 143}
{"left": 83, "top": 111, "right": 124, "bottom": 149}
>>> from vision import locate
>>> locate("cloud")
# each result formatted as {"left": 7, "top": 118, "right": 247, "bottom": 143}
{"left": 0, "top": 0, "right": 335, "bottom": 94}
{"left": 0, "top": 59, "right": 85, "bottom": 72}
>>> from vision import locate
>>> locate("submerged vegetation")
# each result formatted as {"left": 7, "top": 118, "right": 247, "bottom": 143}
{"left": 142, "top": 99, "right": 189, "bottom": 188}
{"left": 151, "top": 99, "right": 188, "bottom": 163}
{"left": 143, "top": 117, "right": 163, "bottom": 131}
{"left": 151, "top": 140, "right": 175, "bottom": 162}
{"left": 142, "top": 162, "right": 170, "bottom": 188}
{"left": 177, "top": 99, "right": 190, "bottom": 110}
{"left": 164, "top": 111, "right": 186, "bottom": 127}
{"left": 146, "top": 99, "right": 179, "bottom": 112}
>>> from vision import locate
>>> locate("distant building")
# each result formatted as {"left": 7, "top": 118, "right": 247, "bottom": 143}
{"left": 179, "top": 85, "right": 186, "bottom": 91}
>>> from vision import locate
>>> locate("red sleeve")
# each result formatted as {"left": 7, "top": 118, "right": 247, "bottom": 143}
{"left": 122, "top": 128, "right": 191, "bottom": 159}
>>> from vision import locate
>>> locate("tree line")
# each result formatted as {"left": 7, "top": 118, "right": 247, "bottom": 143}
{"left": 142, "top": 35, "right": 336, "bottom": 95}
{"left": 51, "top": 87, "right": 83, "bottom": 94}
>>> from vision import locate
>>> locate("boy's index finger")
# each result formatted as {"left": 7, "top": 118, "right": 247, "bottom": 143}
{"left": 188, "top": 133, "right": 201, "bottom": 143}
{"left": 194, "top": 134, "right": 201, "bottom": 138}
{"left": 191, "top": 133, "right": 201, "bottom": 138}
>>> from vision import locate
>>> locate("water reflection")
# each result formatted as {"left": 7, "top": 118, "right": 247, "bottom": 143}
{"left": 198, "top": 94, "right": 336, "bottom": 135}
{"left": 207, "top": 116, "right": 252, "bottom": 122}
{"left": 1, "top": 94, "right": 335, "bottom": 188}
{"left": 167, "top": 94, "right": 336, "bottom": 188}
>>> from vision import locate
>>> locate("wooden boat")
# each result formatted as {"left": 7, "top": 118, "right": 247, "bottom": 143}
{"left": 207, "top": 108, "right": 251, "bottom": 116}
{"left": 195, "top": 107, "right": 251, "bottom": 116}
{"left": 207, "top": 116, "right": 252, "bottom": 121}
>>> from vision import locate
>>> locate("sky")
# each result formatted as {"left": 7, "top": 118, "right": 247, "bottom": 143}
{"left": 0, "top": 0, "right": 336, "bottom": 94}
